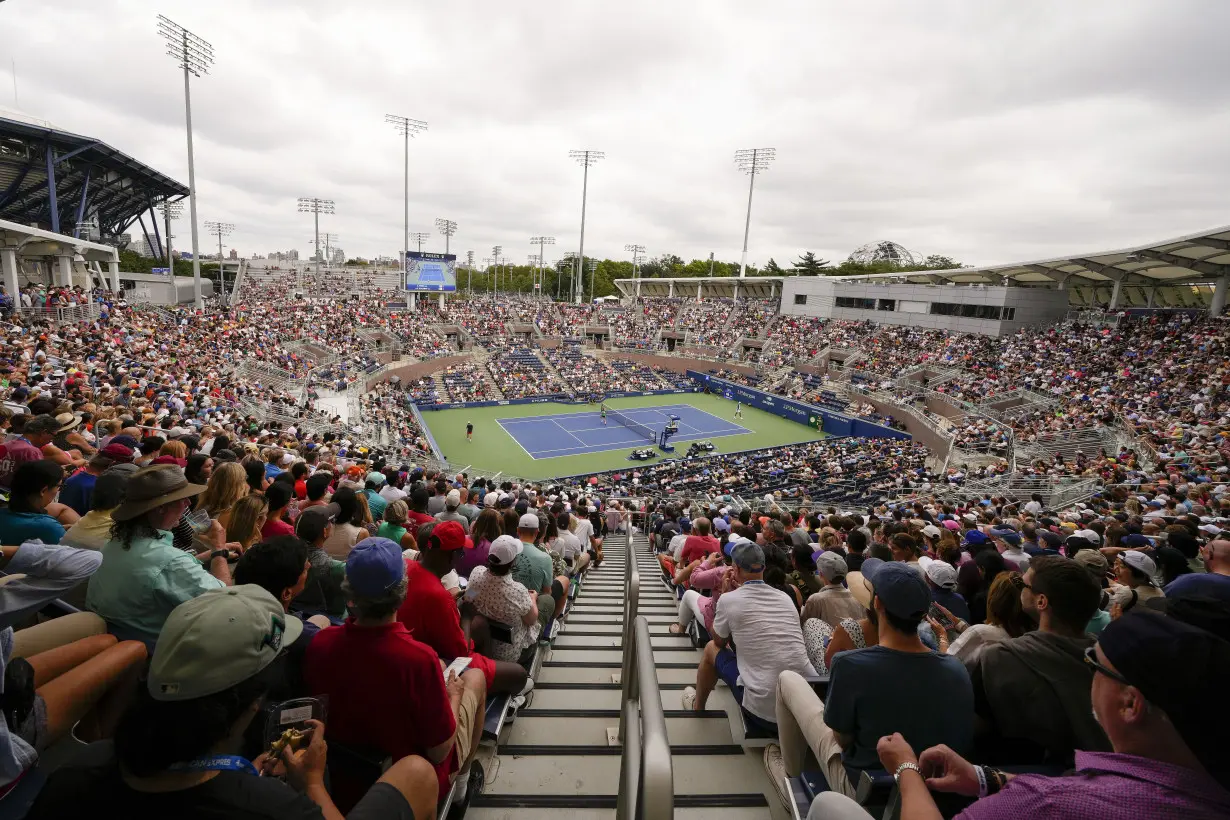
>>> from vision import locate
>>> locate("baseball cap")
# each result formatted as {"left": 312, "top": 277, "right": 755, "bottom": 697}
{"left": 428, "top": 520, "right": 467, "bottom": 551}
{"left": 924, "top": 560, "right": 959, "bottom": 591}
{"left": 862, "top": 560, "right": 932, "bottom": 619}
{"left": 921, "top": 524, "right": 941, "bottom": 538}
{"left": 446, "top": 489, "right": 461, "bottom": 506}
{"left": 941, "top": 519, "right": 960, "bottom": 531}
{"left": 489, "top": 534, "right": 521, "bottom": 566}
{"left": 148, "top": 585, "right": 302, "bottom": 702}
{"left": 1097, "top": 612, "right": 1230, "bottom": 771}
{"left": 345, "top": 537, "right": 406, "bottom": 596}
{"left": 1121, "top": 533, "right": 1151, "bottom": 548}
{"left": 484, "top": 491, "right": 499, "bottom": 508}
{"left": 991, "top": 528, "right": 1021, "bottom": 547}
{"left": 98, "top": 442, "right": 134, "bottom": 462}
{"left": 731, "top": 540, "right": 765, "bottom": 572}
{"left": 964, "top": 530, "right": 989, "bottom": 546}
{"left": 815, "top": 550, "right": 848, "bottom": 582}
{"left": 1073, "top": 549, "right": 1109, "bottom": 575}
{"left": 1074, "top": 528, "right": 1102, "bottom": 545}
{"left": 713, "top": 518, "right": 730, "bottom": 533}
{"left": 518, "top": 513, "right": 539, "bottom": 531}
{"left": 1119, "top": 551, "right": 1159, "bottom": 584}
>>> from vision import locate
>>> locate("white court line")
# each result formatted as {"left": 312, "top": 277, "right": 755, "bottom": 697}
{"left": 527, "top": 425, "right": 748, "bottom": 458}
{"left": 550, "top": 418, "right": 589, "bottom": 448}
{"left": 493, "top": 417, "right": 537, "bottom": 460}
{"left": 494, "top": 402, "right": 697, "bottom": 425}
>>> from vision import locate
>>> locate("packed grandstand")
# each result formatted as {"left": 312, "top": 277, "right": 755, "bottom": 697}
{"left": 0, "top": 266, "right": 1228, "bottom": 820}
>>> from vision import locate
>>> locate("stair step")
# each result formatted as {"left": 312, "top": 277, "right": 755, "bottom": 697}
{"left": 547, "top": 648, "right": 699, "bottom": 665}
{"left": 503, "top": 715, "right": 734, "bottom": 746}
{"left": 530, "top": 684, "right": 737, "bottom": 713}
{"left": 480, "top": 748, "right": 773, "bottom": 801}
{"left": 552, "top": 634, "right": 693, "bottom": 649}
{"left": 467, "top": 807, "right": 773, "bottom": 819}
{"left": 537, "top": 664, "right": 698, "bottom": 685}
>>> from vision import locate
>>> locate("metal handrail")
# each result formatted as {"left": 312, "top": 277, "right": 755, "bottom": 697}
{"left": 616, "top": 532, "right": 673, "bottom": 820}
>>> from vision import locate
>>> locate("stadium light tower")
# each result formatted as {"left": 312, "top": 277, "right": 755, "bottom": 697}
{"left": 410, "top": 232, "right": 430, "bottom": 254}
{"left": 157, "top": 199, "right": 183, "bottom": 268}
{"left": 465, "top": 250, "right": 475, "bottom": 294}
{"left": 587, "top": 258, "right": 599, "bottom": 303}
{"left": 625, "top": 243, "right": 646, "bottom": 297}
{"left": 319, "top": 232, "right": 339, "bottom": 266}
{"left": 491, "top": 245, "right": 502, "bottom": 296}
{"left": 297, "top": 197, "right": 335, "bottom": 291}
{"left": 435, "top": 218, "right": 457, "bottom": 255}
{"left": 204, "top": 220, "right": 233, "bottom": 305}
{"left": 734, "top": 148, "right": 775, "bottom": 279}
{"left": 158, "top": 15, "right": 214, "bottom": 308}
{"left": 569, "top": 150, "right": 604, "bottom": 304}
{"left": 385, "top": 114, "right": 428, "bottom": 270}
{"left": 530, "top": 236, "right": 555, "bottom": 299}
{"left": 559, "top": 252, "right": 577, "bottom": 301}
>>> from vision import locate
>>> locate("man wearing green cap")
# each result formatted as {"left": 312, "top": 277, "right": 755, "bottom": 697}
{"left": 25, "top": 585, "right": 439, "bottom": 819}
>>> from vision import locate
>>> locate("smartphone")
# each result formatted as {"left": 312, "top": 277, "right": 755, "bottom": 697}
{"left": 928, "top": 603, "right": 953, "bottom": 628}
{"left": 443, "top": 657, "right": 472, "bottom": 680}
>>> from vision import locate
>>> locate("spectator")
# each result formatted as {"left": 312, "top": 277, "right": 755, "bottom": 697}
{"left": 62, "top": 464, "right": 138, "bottom": 550}
{"left": 305, "top": 537, "right": 487, "bottom": 807}
{"left": 801, "top": 551, "right": 865, "bottom": 627}
{"left": 0, "top": 414, "right": 53, "bottom": 494}
{"left": 766, "top": 558, "right": 974, "bottom": 803}
{"left": 932, "top": 571, "right": 1031, "bottom": 663}
{"left": 362, "top": 472, "right": 389, "bottom": 522}
{"left": 323, "top": 487, "right": 370, "bottom": 560}
{"left": 60, "top": 443, "right": 132, "bottom": 516}
{"left": 683, "top": 541, "right": 815, "bottom": 733}
{"left": 225, "top": 495, "right": 269, "bottom": 553}
{"left": 1110, "top": 551, "right": 1164, "bottom": 615}
{"left": 680, "top": 517, "right": 719, "bottom": 565}
{"left": 923, "top": 558, "right": 970, "bottom": 623}
{"left": 512, "top": 513, "right": 567, "bottom": 635}
{"left": 0, "top": 460, "right": 71, "bottom": 544}
{"left": 86, "top": 465, "right": 233, "bottom": 646}
{"left": 992, "top": 527, "right": 1031, "bottom": 572}
{"left": 968, "top": 555, "right": 1110, "bottom": 765}
{"left": 466, "top": 535, "right": 541, "bottom": 664}
{"left": 26, "top": 585, "right": 439, "bottom": 819}
{"left": 406, "top": 485, "right": 435, "bottom": 530}
{"left": 376, "top": 499, "right": 417, "bottom": 551}
{"left": 830, "top": 612, "right": 1230, "bottom": 820}
{"left": 787, "top": 542, "right": 823, "bottom": 603}
{"left": 1165, "top": 538, "right": 1230, "bottom": 603}
{"left": 198, "top": 461, "right": 249, "bottom": 531}
{"left": 397, "top": 522, "right": 530, "bottom": 699}
{"left": 435, "top": 489, "right": 469, "bottom": 528}
{"left": 260, "top": 480, "right": 296, "bottom": 539}
{"left": 291, "top": 504, "right": 347, "bottom": 621}
{"left": 456, "top": 507, "right": 501, "bottom": 580}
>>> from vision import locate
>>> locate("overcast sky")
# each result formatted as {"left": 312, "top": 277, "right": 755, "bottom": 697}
{"left": 3, "top": 0, "right": 1228, "bottom": 268}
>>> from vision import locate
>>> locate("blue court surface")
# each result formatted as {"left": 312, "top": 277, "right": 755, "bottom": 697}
{"left": 496, "top": 403, "right": 751, "bottom": 459}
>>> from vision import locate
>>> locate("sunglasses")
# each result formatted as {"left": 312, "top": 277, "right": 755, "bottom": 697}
{"left": 1083, "top": 646, "right": 1132, "bottom": 686}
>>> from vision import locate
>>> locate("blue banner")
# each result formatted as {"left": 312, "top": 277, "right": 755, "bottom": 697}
{"left": 686, "top": 371, "right": 910, "bottom": 441}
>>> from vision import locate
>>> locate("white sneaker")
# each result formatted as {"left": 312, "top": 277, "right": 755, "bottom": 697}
{"left": 763, "top": 743, "right": 793, "bottom": 810}
{"left": 503, "top": 694, "right": 527, "bottom": 724}
{"left": 681, "top": 685, "right": 697, "bottom": 711}
{"left": 518, "top": 677, "right": 535, "bottom": 697}
{"left": 547, "top": 620, "right": 562, "bottom": 640}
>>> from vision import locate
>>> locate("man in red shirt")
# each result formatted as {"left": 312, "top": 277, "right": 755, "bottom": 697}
{"left": 0, "top": 414, "right": 56, "bottom": 492}
{"left": 305, "top": 537, "right": 487, "bottom": 806}
{"left": 397, "top": 521, "right": 531, "bottom": 700}
{"left": 680, "top": 517, "right": 720, "bottom": 565}
{"left": 406, "top": 484, "right": 435, "bottom": 530}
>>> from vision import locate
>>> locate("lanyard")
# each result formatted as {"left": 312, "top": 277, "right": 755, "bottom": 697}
{"left": 167, "top": 755, "right": 259, "bottom": 777}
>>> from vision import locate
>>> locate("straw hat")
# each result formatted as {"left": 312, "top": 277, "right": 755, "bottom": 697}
{"left": 111, "top": 465, "right": 206, "bottom": 522}
{"left": 53, "top": 412, "right": 82, "bottom": 433}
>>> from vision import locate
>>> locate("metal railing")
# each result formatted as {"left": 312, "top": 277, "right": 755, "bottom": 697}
{"left": 616, "top": 532, "right": 673, "bottom": 820}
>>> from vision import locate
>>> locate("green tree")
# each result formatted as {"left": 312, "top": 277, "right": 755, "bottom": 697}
{"left": 764, "top": 257, "right": 783, "bottom": 274}
{"left": 793, "top": 252, "right": 831, "bottom": 275}
{"left": 922, "top": 254, "right": 962, "bottom": 270}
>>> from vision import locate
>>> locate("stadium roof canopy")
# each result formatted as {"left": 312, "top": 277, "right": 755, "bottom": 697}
{"left": 829, "top": 224, "right": 1230, "bottom": 287}
{"left": 0, "top": 109, "right": 188, "bottom": 243}
{"left": 613, "top": 275, "right": 783, "bottom": 300}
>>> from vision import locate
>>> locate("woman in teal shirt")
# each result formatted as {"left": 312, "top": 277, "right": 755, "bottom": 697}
{"left": 86, "top": 465, "right": 233, "bottom": 646}
{"left": 0, "top": 460, "right": 67, "bottom": 544}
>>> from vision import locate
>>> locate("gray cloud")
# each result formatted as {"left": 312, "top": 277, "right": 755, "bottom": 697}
{"left": 3, "top": 0, "right": 1228, "bottom": 269}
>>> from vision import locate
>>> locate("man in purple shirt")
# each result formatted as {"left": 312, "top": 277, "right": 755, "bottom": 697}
{"left": 812, "top": 612, "right": 1230, "bottom": 819}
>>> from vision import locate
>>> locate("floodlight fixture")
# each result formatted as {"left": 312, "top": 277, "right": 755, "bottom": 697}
{"left": 435, "top": 218, "right": 457, "bottom": 254}
{"left": 568, "top": 150, "right": 604, "bottom": 304}
{"left": 386, "top": 114, "right": 428, "bottom": 267}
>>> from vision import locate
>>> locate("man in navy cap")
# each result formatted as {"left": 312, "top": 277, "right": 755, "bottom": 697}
{"left": 765, "top": 558, "right": 974, "bottom": 804}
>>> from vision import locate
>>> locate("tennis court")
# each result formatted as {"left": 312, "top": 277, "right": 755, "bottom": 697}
{"left": 496, "top": 403, "right": 750, "bottom": 459}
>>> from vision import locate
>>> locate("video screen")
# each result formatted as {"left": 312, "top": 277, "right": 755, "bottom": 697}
{"left": 405, "top": 252, "right": 457, "bottom": 292}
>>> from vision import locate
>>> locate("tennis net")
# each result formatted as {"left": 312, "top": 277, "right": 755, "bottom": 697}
{"left": 608, "top": 408, "right": 657, "bottom": 445}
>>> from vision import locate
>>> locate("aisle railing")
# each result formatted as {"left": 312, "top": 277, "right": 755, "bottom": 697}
{"left": 616, "top": 531, "right": 672, "bottom": 820}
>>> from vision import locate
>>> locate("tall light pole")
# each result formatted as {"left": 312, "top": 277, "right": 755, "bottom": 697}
{"left": 158, "top": 15, "right": 213, "bottom": 309}
{"left": 385, "top": 114, "right": 428, "bottom": 274}
{"left": 465, "top": 250, "right": 475, "bottom": 294}
{"left": 569, "top": 149, "right": 604, "bottom": 304}
{"left": 560, "top": 252, "right": 577, "bottom": 301}
{"left": 410, "top": 232, "right": 430, "bottom": 254}
{"left": 297, "top": 197, "right": 335, "bottom": 292}
{"left": 491, "top": 245, "right": 502, "bottom": 297}
{"left": 530, "top": 236, "right": 555, "bottom": 299}
{"left": 204, "top": 220, "right": 233, "bottom": 304}
{"left": 320, "top": 232, "right": 339, "bottom": 266}
{"left": 157, "top": 200, "right": 183, "bottom": 269}
{"left": 482, "top": 258, "right": 492, "bottom": 296}
{"left": 587, "top": 259, "right": 599, "bottom": 303}
{"left": 734, "top": 147, "right": 775, "bottom": 279}
{"left": 435, "top": 218, "right": 457, "bottom": 255}
{"left": 625, "top": 243, "right": 646, "bottom": 298}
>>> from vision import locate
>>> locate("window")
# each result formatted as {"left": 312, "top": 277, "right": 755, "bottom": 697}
{"left": 877, "top": 299, "right": 896, "bottom": 311}
{"left": 793, "top": 294, "right": 807, "bottom": 305}
{"left": 928, "top": 302, "right": 1012, "bottom": 320}
{"left": 835, "top": 296, "right": 877, "bottom": 310}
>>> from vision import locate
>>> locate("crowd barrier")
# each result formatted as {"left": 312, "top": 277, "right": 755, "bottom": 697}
{"left": 686, "top": 371, "right": 911, "bottom": 441}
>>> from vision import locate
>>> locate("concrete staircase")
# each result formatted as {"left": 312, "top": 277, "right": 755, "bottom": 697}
{"left": 470, "top": 533, "right": 780, "bottom": 818}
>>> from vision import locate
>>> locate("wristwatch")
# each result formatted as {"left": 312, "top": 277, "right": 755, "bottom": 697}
{"left": 209, "top": 549, "right": 231, "bottom": 563}
{"left": 894, "top": 761, "right": 922, "bottom": 783}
